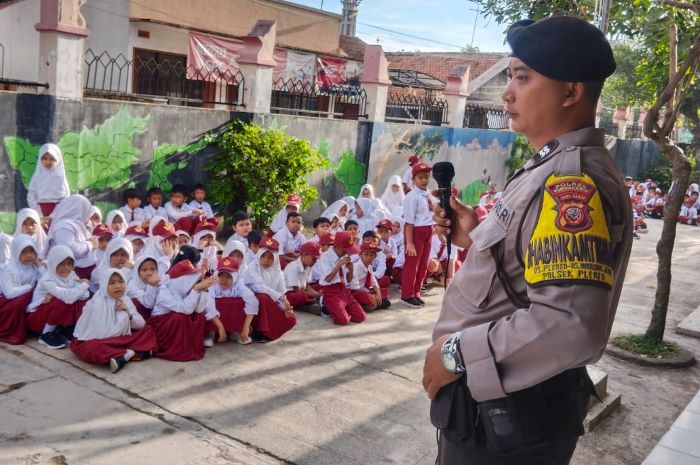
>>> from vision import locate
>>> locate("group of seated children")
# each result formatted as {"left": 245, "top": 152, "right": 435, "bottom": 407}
{"left": 626, "top": 177, "right": 700, "bottom": 232}
{"left": 0, "top": 144, "right": 460, "bottom": 374}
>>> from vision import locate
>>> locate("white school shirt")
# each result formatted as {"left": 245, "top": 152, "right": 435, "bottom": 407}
{"left": 393, "top": 233, "right": 405, "bottom": 268}
{"left": 401, "top": 166, "right": 413, "bottom": 190}
{"left": 681, "top": 206, "right": 698, "bottom": 219}
{"left": 164, "top": 201, "right": 193, "bottom": 222}
{"left": 189, "top": 200, "right": 214, "bottom": 218}
{"left": 142, "top": 205, "right": 168, "bottom": 220}
{"left": 120, "top": 206, "right": 145, "bottom": 226}
{"left": 318, "top": 249, "right": 351, "bottom": 286}
{"left": 403, "top": 188, "right": 434, "bottom": 227}
{"left": 310, "top": 260, "right": 322, "bottom": 283}
{"left": 273, "top": 227, "right": 308, "bottom": 254}
{"left": 283, "top": 258, "right": 311, "bottom": 291}
{"left": 350, "top": 260, "right": 378, "bottom": 292}
{"left": 430, "top": 234, "right": 447, "bottom": 260}
{"left": 51, "top": 228, "right": 95, "bottom": 268}
{"left": 151, "top": 274, "right": 208, "bottom": 317}
{"left": 372, "top": 251, "right": 387, "bottom": 279}
{"left": 229, "top": 233, "right": 249, "bottom": 249}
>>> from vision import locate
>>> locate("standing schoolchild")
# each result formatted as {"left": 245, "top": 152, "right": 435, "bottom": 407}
{"left": 71, "top": 268, "right": 158, "bottom": 373}
{"left": 27, "top": 245, "right": 90, "bottom": 349}
{"left": 125, "top": 224, "right": 148, "bottom": 257}
{"left": 317, "top": 231, "right": 365, "bottom": 325}
{"left": 269, "top": 194, "right": 302, "bottom": 234}
{"left": 283, "top": 241, "right": 322, "bottom": 314}
{"left": 91, "top": 224, "right": 114, "bottom": 268}
{"left": 47, "top": 194, "right": 96, "bottom": 280}
{"left": 189, "top": 184, "right": 215, "bottom": 219}
{"left": 106, "top": 210, "right": 127, "bottom": 238}
{"left": 229, "top": 211, "right": 252, "bottom": 248}
{"left": 14, "top": 208, "right": 49, "bottom": 260}
{"left": 401, "top": 162, "right": 434, "bottom": 308}
{"left": 207, "top": 257, "right": 258, "bottom": 345}
{"left": 142, "top": 187, "right": 167, "bottom": 221}
{"left": 27, "top": 143, "right": 70, "bottom": 218}
{"left": 120, "top": 189, "right": 145, "bottom": 227}
{"left": 127, "top": 254, "right": 161, "bottom": 321}
{"left": 349, "top": 240, "right": 390, "bottom": 312}
{"left": 0, "top": 236, "right": 42, "bottom": 344}
{"left": 150, "top": 259, "right": 217, "bottom": 361}
{"left": 243, "top": 238, "right": 297, "bottom": 342}
{"left": 273, "top": 212, "right": 307, "bottom": 269}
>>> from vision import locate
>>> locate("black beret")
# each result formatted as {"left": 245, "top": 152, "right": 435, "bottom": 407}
{"left": 506, "top": 16, "right": 616, "bottom": 82}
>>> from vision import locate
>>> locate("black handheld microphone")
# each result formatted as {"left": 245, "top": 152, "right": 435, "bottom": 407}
{"left": 432, "top": 162, "right": 455, "bottom": 289}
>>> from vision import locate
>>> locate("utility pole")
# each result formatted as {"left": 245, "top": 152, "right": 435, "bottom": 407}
{"left": 599, "top": 0, "right": 611, "bottom": 34}
{"left": 470, "top": 4, "right": 480, "bottom": 48}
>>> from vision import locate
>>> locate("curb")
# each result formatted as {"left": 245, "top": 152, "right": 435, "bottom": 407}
{"left": 604, "top": 345, "right": 696, "bottom": 368}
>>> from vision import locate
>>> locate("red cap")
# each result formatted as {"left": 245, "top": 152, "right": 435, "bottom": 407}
{"left": 152, "top": 220, "right": 177, "bottom": 239}
{"left": 376, "top": 219, "right": 393, "bottom": 231}
{"left": 360, "top": 240, "right": 381, "bottom": 253}
{"left": 318, "top": 232, "right": 335, "bottom": 245}
{"left": 194, "top": 221, "right": 217, "bottom": 235}
{"left": 334, "top": 231, "right": 360, "bottom": 255}
{"left": 92, "top": 224, "right": 113, "bottom": 238}
{"left": 217, "top": 257, "right": 240, "bottom": 273}
{"left": 125, "top": 225, "right": 148, "bottom": 237}
{"left": 408, "top": 155, "right": 419, "bottom": 166}
{"left": 260, "top": 238, "right": 280, "bottom": 252}
{"left": 300, "top": 241, "right": 321, "bottom": 258}
{"left": 174, "top": 217, "right": 195, "bottom": 235}
{"left": 286, "top": 194, "right": 301, "bottom": 207}
{"left": 167, "top": 259, "right": 199, "bottom": 279}
{"left": 412, "top": 162, "right": 432, "bottom": 177}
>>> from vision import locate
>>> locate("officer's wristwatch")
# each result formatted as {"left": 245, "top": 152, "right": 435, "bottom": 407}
{"left": 440, "top": 332, "right": 466, "bottom": 374}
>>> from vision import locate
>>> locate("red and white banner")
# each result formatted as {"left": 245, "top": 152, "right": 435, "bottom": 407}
{"left": 187, "top": 32, "right": 243, "bottom": 81}
{"left": 273, "top": 49, "right": 316, "bottom": 84}
{"left": 315, "top": 56, "right": 363, "bottom": 88}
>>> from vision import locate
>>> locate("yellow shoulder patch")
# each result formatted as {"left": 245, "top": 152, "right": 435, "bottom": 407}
{"left": 524, "top": 173, "right": 613, "bottom": 288}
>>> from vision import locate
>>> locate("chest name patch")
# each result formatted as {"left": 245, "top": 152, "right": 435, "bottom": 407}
{"left": 524, "top": 173, "right": 613, "bottom": 288}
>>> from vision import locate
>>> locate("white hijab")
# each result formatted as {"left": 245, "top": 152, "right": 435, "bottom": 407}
{"left": 0, "top": 231, "right": 13, "bottom": 268}
{"left": 128, "top": 253, "right": 158, "bottom": 298}
{"left": 244, "top": 247, "right": 286, "bottom": 295}
{"left": 341, "top": 196, "right": 357, "bottom": 217}
{"left": 89, "top": 205, "right": 102, "bottom": 226}
{"left": 28, "top": 245, "right": 88, "bottom": 311}
{"left": 74, "top": 268, "right": 135, "bottom": 341}
{"left": 359, "top": 184, "right": 376, "bottom": 199}
{"left": 222, "top": 240, "right": 247, "bottom": 274}
{"left": 48, "top": 194, "right": 92, "bottom": 244}
{"left": 106, "top": 210, "right": 127, "bottom": 237}
{"left": 97, "top": 237, "right": 133, "bottom": 272}
{"left": 14, "top": 208, "right": 48, "bottom": 258}
{"left": 321, "top": 200, "right": 348, "bottom": 220}
{"left": 3, "top": 235, "right": 41, "bottom": 289}
{"left": 28, "top": 143, "right": 70, "bottom": 202}
{"left": 381, "top": 175, "right": 405, "bottom": 213}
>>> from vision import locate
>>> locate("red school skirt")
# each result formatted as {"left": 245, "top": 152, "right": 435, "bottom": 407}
{"left": 38, "top": 202, "right": 58, "bottom": 217}
{"left": 252, "top": 293, "right": 296, "bottom": 341}
{"left": 213, "top": 297, "right": 248, "bottom": 333}
{"left": 74, "top": 264, "right": 96, "bottom": 281}
{"left": 27, "top": 299, "right": 87, "bottom": 334}
{"left": 0, "top": 291, "right": 33, "bottom": 345}
{"left": 70, "top": 325, "right": 158, "bottom": 365}
{"left": 131, "top": 299, "right": 152, "bottom": 322}
{"left": 149, "top": 311, "right": 206, "bottom": 362}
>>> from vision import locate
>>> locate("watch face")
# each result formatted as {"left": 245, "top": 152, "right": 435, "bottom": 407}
{"left": 441, "top": 352, "right": 457, "bottom": 372}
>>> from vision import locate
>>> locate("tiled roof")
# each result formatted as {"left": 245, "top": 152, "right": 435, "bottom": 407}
{"left": 339, "top": 35, "right": 367, "bottom": 61}
{"left": 385, "top": 52, "right": 507, "bottom": 84}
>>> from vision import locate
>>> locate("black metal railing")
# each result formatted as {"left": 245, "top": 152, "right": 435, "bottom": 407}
{"left": 463, "top": 103, "right": 509, "bottom": 129}
{"left": 626, "top": 123, "right": 643, "bottom": 139}
{"left": 385, "top": 93, "right": 448, "bottom": 126}
{"left": 599, "top": 120, "right": 618, "bottom": 137}
{"left": 270, "top": 77, "right": 367, "bottom": 119}
{"left": 83, "top": 49, "right": 245, "bottom": 108}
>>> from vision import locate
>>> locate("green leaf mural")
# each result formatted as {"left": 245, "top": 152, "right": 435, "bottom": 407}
{"left": 0, "top": 211, "right": 17, "bottom": 233}
{"left": 334, "top": 151, "right": 366, "bottom": 197}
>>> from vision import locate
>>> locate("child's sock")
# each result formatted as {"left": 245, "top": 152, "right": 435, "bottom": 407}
{"left": 42, "top": 324, "right": 57, "bottom": 334}
{"left": 123, "top": 349, "right": 135, "bottom": 361}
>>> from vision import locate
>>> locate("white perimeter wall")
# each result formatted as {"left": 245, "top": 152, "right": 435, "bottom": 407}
{"left": 0, "top": 0, "right": 41, "bottom": 82}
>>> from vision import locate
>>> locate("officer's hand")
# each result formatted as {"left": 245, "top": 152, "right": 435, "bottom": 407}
{"left": 431, "top": 191, "right": 479, "bottom": 250}
{"left": 422, "top": 334, "right": 460, "bottom": 400}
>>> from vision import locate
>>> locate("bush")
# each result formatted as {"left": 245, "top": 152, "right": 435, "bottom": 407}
{"left": 206, "top": 121, "right": 330, "bottom": 229}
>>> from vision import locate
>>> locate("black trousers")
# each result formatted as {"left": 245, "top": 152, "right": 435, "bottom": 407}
{"left": 438, "top": 434, "right": 579, "bottom": 465}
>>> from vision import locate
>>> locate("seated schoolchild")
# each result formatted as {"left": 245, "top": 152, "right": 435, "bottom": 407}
{"left": 189, "top": 184, "right": 215, "bottom": 219}
{"left": 349, "top": 240, "right": 391, "bottom": 312}
{"left": 390, "top": 218, "right": 405, "bottom": 284}
{"left": 310, "top": 217, "right": 331, "bottom": 242}
{"left": 273, "top": 212, "right": 308, "bottom": 269}
{"left": 91, "top": 224, "right": 114, "bottom": 267}
{"left": 125, "top": 224, "right": 148, "bottom": 257}
{"left": 243, "top": 238, "right": 296, "bottom": 342}
{"left": 359, "top": 231, "right": 389, "bottom": 288}
{"left": 376, "top": 219, "right": 397, "bottom": 276}
{"left": 207, "top": 257, "right": 258, "bottom": 345}
{"left": 142, "top": 187, "right": 167, "bottom": 221}
{"left": 0, "top": 236, "right": 42, "bottom": 345}
{"left": 71, "top": 268, "right": 158, "bottom": 373}
{"left": 27, "top": 246, "right": 90, "bottom": 349}
{"left": 309, "top": 233, "right": 335, "bottom": 288}
{"left": 176, "top": 230, "right": 191, "bottom": 247}
{"left": 47, "top": 195, "right": 96, "bottom": 280}
{"left": 269, "top": 194, "right": 302, "bottom": 234}
{"left": 229, "top": 211, "right": 252, "bottom": 248}
{"left": 127, "top": 254, "right": 161, "bottom": 321}
{"left": 119, "top": 188, "right": 145, "bottom": 227}
{"left": 283, "top": 241, "right": 322, "bottom": 314}
{"left": 344, "top": 220, "right": 361, "bottom": 245}
{"left": 245, "top": 230, "right": 263, "bottom": 268}
{"left": 149, "top": 257, "right": 217, "bottom": 361}
{"left": 191, "top": 220, "right": 220, "bottom": 274}
{"left": 14, "top": 208, "right": 48, "bottom": 260}
{"left": 317, "top": 231, "right": 365, "bottom": 325}
{"left": 142, "top": 216, "right": 178, "bottom": 278}
{"left": 90, "top": 238, "right": 134, "bottom": 293}
{"left": 221, "top": 240, "right": 247, "bottom": 275}
{"left": 106, "top": 210, "right": 128, "bottom": 238}
{"left": 89, "top": 206, "right": 102, "bottom": 230}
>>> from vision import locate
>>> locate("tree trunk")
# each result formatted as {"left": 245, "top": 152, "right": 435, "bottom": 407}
{"left": 645, "top": 145, "right": 690, "bottom": 341}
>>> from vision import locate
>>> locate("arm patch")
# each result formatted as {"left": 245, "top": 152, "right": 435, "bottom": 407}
{"left": 524, "top": 173, "right": 614, "bottom": 288}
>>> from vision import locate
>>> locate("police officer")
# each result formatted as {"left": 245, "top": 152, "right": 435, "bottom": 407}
{"left": 422, "top": 16, "right": 633, "bottom": 465}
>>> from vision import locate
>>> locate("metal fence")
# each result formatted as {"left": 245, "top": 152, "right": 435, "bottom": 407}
{"left": 626, "top": 123, "right": 643, "bottom": 139}
{"left": 385, "top": 93, "right": 448, "bottom": 126}
{"left": 83, "top": 49, "right": 245, "bottom": 108}
{"left": 270, "top": 77, "right": 367, "bottom": 119}
{"left": 463, "top": 103, "right": 509, "bottom": 129}
{"left": 599, "top": 120, "right": 619, "bottom": 137}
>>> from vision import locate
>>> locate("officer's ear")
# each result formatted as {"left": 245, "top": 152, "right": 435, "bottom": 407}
{"left": 562, "top": 82, "right": 586, "bottom": 108}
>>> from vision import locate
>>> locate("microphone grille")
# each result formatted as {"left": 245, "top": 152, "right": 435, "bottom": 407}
{"left": 432, "top": 161, "right": 455, "bottom": 178}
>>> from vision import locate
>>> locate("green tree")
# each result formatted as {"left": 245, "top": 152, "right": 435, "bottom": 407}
{"left": 206, "top": 121, "right": 330, "bottom": 229}
{"left": 473, "top": 0, "right": 700, "bottom": 343}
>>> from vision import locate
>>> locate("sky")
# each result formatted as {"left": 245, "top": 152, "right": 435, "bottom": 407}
{"left": 288, "top": 0, "right": 511, "bottom": 53}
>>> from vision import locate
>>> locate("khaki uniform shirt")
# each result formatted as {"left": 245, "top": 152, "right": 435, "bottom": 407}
{"left": 433, "top": 128, "right": 633, "bottom": 401}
